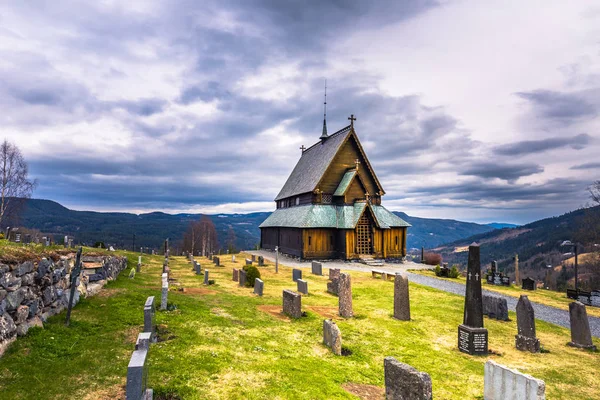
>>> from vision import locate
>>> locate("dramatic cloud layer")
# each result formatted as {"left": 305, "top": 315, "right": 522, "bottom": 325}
{"left": 1, "top": 1, "right": 599, "bottom": 224}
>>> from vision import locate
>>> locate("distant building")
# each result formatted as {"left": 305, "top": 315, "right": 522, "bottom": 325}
{"left": 260, "top": 118, "right": 410, "bottom": 260}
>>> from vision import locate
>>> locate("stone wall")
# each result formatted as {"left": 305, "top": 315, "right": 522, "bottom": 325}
{"left": 0, "top": 254, "right": 127, "bottom": 356}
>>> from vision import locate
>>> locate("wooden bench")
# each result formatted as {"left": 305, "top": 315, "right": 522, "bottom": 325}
{"left": 372, "top": 270, "right": 395, "bottom": 281}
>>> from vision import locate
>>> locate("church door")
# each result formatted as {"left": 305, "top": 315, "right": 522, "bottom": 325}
{"left": 356, "top": 213, "right": 373, "bottom": 255}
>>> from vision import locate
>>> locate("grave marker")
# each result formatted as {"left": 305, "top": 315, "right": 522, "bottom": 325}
{"left": 203, "top": 270, "right": 210, "bottom": 285}
{"left": 483, "top": 294, "right": 509, "bottom": 321}
{"left": 232, "top": 268, "right": 239, "bottom": 282}
{"left": 522, "top": 277, "right": 536, "bottom": 291}
{"left": 254, "top": 278, "right": 264, "bottom": 296}
{"left": 568, "top": 301, "right": 596, "bottom": 350}
{"left": 338, "top": 273, "right": 353, "bottom": 318}
{"left": 393, "top": 273, "right": 410, "bottom": 321}
{"left": 246, "top": 258, "right": 253, "bottom": 266}
{"left": 384, "top": 357, "right": 432, "bottom": 400}
{"left": 297, "top": 279, "right": 308, "bottom": 295}
{"left": 143, "top": 296, "right": 155, "bottom": 340}
{"left": 126, "top": 349, "right": 153, "bottom": 400}
{"left": 258, "top": 256, "right": 264, "bottom": 266}
{"left": 239, "top": 269, "right": 247, "bottom": 287}
{"left": 484, "top": 360, "right": 545, "bottom": 400}
{"left": 515, "top": 295, "right": 540, "bottom": 353}
{"left": 323, "top": 319, "right": 342, "bottom": 355}
{"left": 160, "top": 273, "right": 168, "bottom": 310}
{"left": 282, "top": 290, "right": 302, "bottom": 318}
{"left": 311, "top": 262, "right": 323, "bottom": 275}
{"left": 135, "top": 332, "right": 151, "bottom": 351}
{"left": 458, "top": 244, "right": 488, "bottom": 355}
{"left": 292, "top": 268, "right": 302, "bottom": 282}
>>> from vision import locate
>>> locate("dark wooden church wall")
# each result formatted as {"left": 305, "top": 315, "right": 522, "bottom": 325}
{"left": 261, "top": 227, "right": 303, "bottom": 257}
{"left": 319, "top": 137, "right": 378, "bottom": 196}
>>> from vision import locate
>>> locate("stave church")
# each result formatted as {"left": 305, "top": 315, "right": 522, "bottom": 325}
{"left": 259, "top": 114, "right": 410, "bottom": 260}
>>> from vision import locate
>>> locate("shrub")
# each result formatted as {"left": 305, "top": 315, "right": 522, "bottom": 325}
{"left": 244, "top": 265, "right": 261, "bottom": 288}
{"left": 423, "top": 252, "right": 442, "bottom": 266}
{"left": 434, "top": 265, "right": 441, "bottom": 276}
{"left": 449, "top": 266, "right": 460, "bottom": 279}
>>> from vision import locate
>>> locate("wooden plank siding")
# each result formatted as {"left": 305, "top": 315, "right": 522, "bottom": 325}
{"left": 302, "top": 228, "right": 337, "bottom": 259}
{"left": 318, "top": 136, "right": 379, "bottom": 198}
{"left": 345, "top": 177, "right": 366, "bottom": 204}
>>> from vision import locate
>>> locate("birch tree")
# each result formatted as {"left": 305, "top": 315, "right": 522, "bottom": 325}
{"left": 0, "top": 139, "right": 37, "bottom": 227}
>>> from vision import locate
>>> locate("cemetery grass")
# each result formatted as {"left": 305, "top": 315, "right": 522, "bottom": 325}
{"left": 0, "top": 254, "right": 597, "bottom": 399}
{"left": 410, "top": 268, "right": 600, "bottom": 318}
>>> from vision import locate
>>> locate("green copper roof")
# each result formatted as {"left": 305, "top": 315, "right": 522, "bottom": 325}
{"left": 259, "top": 203, "right": 410, "bottom": 229}
{"left": 333, "top": 170, "right": 357, "bottom": 196}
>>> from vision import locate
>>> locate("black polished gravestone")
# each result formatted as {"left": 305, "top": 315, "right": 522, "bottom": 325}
{"left": 458, "top": 244, "right": 488, "bottom": 355}
{"left": 522, "top": 277, "right": 536, "bottom": 291}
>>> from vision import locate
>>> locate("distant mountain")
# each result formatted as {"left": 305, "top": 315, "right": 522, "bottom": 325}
{"left": 13, "top": 198, "right": 503, "bottom": 253}
{"left": 392, "top": 212, "right": 495, "bottom": 250}
{"left": 433, "top": 206, "right": 600, "bottom": 279}
{"left": 486, "top": 222, "right": 519, "bottom": 229}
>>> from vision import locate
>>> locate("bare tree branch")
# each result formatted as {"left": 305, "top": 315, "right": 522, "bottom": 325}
{"left": 590, "top": 180, "right": 600, "bottom": 205}
{"left": 0, "top": 139, "right": 37, "bottom": 227}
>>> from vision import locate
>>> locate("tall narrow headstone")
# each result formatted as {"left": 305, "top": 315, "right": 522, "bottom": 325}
{"left": 458, "top": 244, "right": 488, "bottom": 355}
{"left": 232, "top": 268, "right": 239, "bottom": 282}
{"left": 275, "top": 246, "right": 279, "bottom": 273}
{"left": 194, "top": 261, "right": 201, "bottom": 275}
{"left": 258, "top": 256, "right": 264, "bottom": 266}
{"left": 203, "top": 270, "right": 209, "bottom": 285}
{"left": 252, "top": 254, "right": 256, "bottom": 262}
{"left": 490, "top": 260, "right": 497, "bottom": 274}
{"left": 160, "top": 273, "right": 168, "bottom": 310}
{"left": 393, "top": 273, "right": 410, "bottom": 321}
{"left": 514, "top": 254, "right": 520, "bottom": 286}
{"left": 282, "top": 290, "right": 302, "bottom": 318}
{"left": 254, "top": 278, "right": 264, "bottom": 296}
{"left": 329, "top": 268, "right": 340, "bottom": 280}
{"left": 568, "top": 301, "right": 597, "bottom": 350}
{"left": 292, "top": 268, "right": 302, "bottom": 282}
{"left": 239, "top": 269, "right": 247, "bottom": 287}
{"left": 421, "top": 247, "right": 425, "bottom": 263}
{"left": 323, "top": 319, "right": 342, "bottom": 355}
{"left": 338, "top": 273, "right": 353, "bottom": 318}
{"left": 515, "top": 295, "right": 540, "bottom": 352}
{"left": 232, "top": 255, "right": 236, "bottom": 263}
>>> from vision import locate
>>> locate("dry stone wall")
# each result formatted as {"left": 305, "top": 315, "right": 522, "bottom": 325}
{"left": 0, "top": 254, "right": 127, "bottom": 356}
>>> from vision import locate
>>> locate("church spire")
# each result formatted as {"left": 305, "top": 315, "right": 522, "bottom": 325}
{"left": 320, "top": 80, "right": 328, "bottom": 140}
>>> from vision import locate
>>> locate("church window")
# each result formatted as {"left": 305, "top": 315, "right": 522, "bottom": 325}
{"left": 296, "top": 197, "right": 300, "bottom": 206}
{"left": 308, "top": 236, "right": 312, "bottom": 246}
{"left": 330, "top": 235, "right": 333, "bottom": 249}
{"left": 322, "top": 193, "right": 332, "bottom": 204}
{"left": 395, "top": 235, "right": 399, "bottom": 249}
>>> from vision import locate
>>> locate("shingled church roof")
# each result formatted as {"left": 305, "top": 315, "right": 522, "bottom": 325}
{"left": 274, "top": 125, "right": 352, "bottom": 201}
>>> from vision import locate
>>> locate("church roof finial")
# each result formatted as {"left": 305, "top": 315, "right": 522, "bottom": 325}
{"left": 320, "top": 79, "right": 328, "bottom": 140}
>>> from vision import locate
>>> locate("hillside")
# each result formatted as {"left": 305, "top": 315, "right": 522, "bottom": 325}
{"left": 433, "top": 206, "right": 600, "bottom": 280}
{"left": 393, "top": 211, "right": 495, "bottom": 249}
{"left": 12, "top": 199, "right": 501, "bottom": 253}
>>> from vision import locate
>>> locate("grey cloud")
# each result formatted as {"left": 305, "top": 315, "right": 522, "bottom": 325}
{"left": 494, "top": 133, "right": 592, "bottom": 156}
{"left": 570, "top": 162, "right": 600, "bottom": 170}
{"left": 459, "top": 162, "right": 543, "bottom": 181}
{"left": 113, "top": 98, "right": 167, "bottom": 116}
{"left": 515, "top": 89, "right": 598, "bottom": 122}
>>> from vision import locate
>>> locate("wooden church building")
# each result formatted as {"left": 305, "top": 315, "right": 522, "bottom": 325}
{"left": 260, "top": 115, "right": 410, "bottom": 260}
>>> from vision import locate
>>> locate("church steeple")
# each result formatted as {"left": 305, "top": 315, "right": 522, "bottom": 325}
{"left": 320, "top": 80, "right": 328, "bottom": 140}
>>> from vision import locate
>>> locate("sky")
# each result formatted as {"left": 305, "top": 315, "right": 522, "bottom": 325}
{"left": 1, "top": 0, "right": 599, "bottom": 224}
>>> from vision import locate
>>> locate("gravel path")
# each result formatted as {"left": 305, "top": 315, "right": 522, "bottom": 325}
{"left": 247, "top": 250, "right": 600, "bottom": 338}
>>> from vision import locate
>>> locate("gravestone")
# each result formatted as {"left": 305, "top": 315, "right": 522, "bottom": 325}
{"left": 246, "top": 259, "right": 253, "bottom": 266}
{"left": 297, "top": 279, "right": 308, "bottom": 295}
{"left": 338, "top": 273, "right": 353, "bottom": 318}
{"left": 258, "top": 256, "right": 264, "bottom": 266}
{"left": 522, "top": 277, "right": 536, "bottom": 291}
{"left": 327, "top": 278, "right": 339, "bottom": 296}
{"left": 194, "top": 261, "right": 201, "bottom": 275}
{"left": 514, "top": 254, "right": 520, "bottom": 286}
{"left": 384, "top": 357, "right": 432, "bottom": 400}
{"left": 232, "top": 255, "right": 236, "bottom": 263}
{"left": 329, "top": 268, "right": 340, "bottom": 281}
{"left": 490, "top": 260, "right": 497, "bottom": 274}
{"left": 482, "top": 294, "right": 509, "bottom": 321}
{"left": 214, "top": 256, "right": 220, "bottom": 266}
{"left": 311, "top": 262, "right": 323, "bottom": 275}
{"left": 282, "top": 290, "right": 302, "bottom": 318}
{"left": 515, "top": 295, "right": 540, "bottom": 353}
{"left": 239, "top": 269, "right": 247, "bottom": 287}
{"left": 393, "top": 273, "right": 410, "bottom": 321}
{"left": 292, "top": 269, "right": 302, "bottom": 282}
{"left": 136, "top": 332, "right": 151, "bottom": 351}
{"left": 275, "top": 246, "right": 279, "bottom": 273}
{"left": 252, "top": 254, "right": 256, "bottom": 262}
{"left": 232, "top": 268, "right": 239, "bottom": 282}
{"left": 484, "top": 360, "right": 545, "bottom": 400}
{"left": 126, "top": 349, "right": 153, "bottom": 400}
{"left": 568, "top": 301, "right": 596, "bottom": 350}
{"left": 137, "top": 262, "right": 141, "bottom": 273}
{"left": 143, "top": 296, "right": 155, "bottom": 340}
{"left": 160, "top": 273, "right": 168, "bottom": 310}
{"left": 323, "top": 319, "right": 342, "bottom": 355}
{"left": 254, "top": 278, "right": 264, "bottom": 296}
{"left": 458, "top": 244, "right": 488, "bottom": 355}
{"left": 203, "top": 270, "right": 209, "bottom": 285}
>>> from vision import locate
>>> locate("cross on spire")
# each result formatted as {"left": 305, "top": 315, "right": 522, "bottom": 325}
{"left": 355, "top": 158, "right": 360, "bottom": 170}
{"left": 348, "top": 114, "right": 356, "bottom": 127}
{"left": 300, "top": 145, "right": 306, "bottom": 152}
